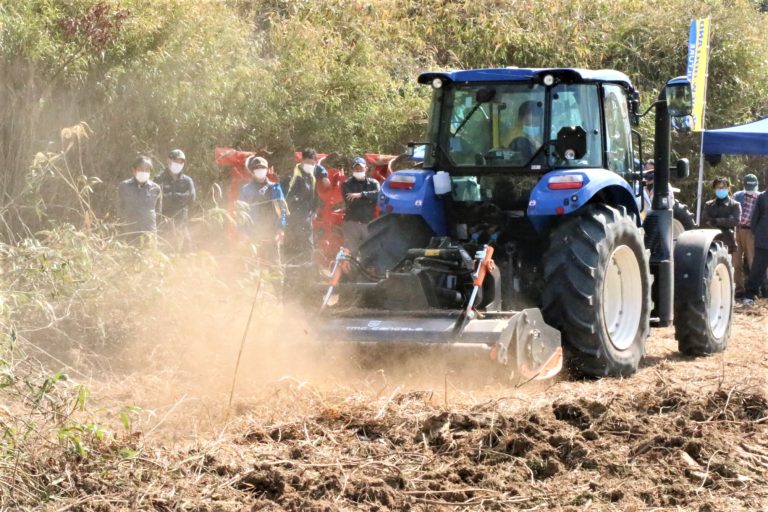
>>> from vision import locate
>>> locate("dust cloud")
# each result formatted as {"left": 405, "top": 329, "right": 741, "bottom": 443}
{"left": 74, "top": 244, "right": 543, "bottom": 441}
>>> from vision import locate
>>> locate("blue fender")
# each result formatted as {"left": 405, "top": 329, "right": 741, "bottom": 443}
{"left": 527, "top": 169, "right": 640, "bottom": 230}
{"left": 378, "top": 170, "right": 448, "bottom": 236}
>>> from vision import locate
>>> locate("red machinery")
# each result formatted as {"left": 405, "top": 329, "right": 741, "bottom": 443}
{"left": 215, "top": 148, "right": 398, "bottom": 265}
{"left": 308, "top": 153, "right": 398, "bottom": 268}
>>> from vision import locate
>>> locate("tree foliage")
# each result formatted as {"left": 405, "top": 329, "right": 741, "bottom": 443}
{"left": 1, "top": 0, "right": 767, "bottom": 232}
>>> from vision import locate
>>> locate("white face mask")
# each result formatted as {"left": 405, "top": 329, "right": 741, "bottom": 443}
{"left": 353, "top": 171, "right": 366, "bottom": 180}
{"left": 253, "top": 168, "right": 268, "bottom": 180}
{"left": 135, "top": 171, "right": 150, "bottom": 183}
{"left": 302, "top": 163, "right": 315, "bottom": 174}
{"left": 169, "top": 162, "right": 184, "bottom": 174}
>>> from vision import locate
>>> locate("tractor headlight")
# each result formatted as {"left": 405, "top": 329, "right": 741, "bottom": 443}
{"left": 542, "top": 74, "right": 555, "bottom": 86}
{"left": 432, "top": 78, "right": 443, "bottom": 89}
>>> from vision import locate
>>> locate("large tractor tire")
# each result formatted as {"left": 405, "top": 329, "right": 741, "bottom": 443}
{"left": 542, "top": 204, "right": 652, "bottom": 377}
{"left": 674, "top": 241, "right": 733, "bottom": 355}
{"left": 672, "top": 200, "right": 697, "bottom": 242}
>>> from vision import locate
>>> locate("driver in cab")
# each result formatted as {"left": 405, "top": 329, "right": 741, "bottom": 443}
{"left": 503, "top": 100, "right": 544, "bottom": 159}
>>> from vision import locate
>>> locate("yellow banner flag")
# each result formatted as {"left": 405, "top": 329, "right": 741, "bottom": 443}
{"left": 686, "top": 18, "right": 711, "bottom": 132}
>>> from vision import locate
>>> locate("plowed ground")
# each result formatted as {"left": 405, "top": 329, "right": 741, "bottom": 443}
{"left": 16, "top": 304, "right": 768, "bottom": 511}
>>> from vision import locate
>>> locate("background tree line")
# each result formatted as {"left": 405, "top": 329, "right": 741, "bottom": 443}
{"left": 1, "top": 0, "right": 767, "bottom": 239}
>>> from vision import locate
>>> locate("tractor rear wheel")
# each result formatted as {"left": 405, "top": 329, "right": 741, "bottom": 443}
{"left": 674, "top": 242, "right": 732, "bottom": 355}
{"left": 542, "top": 204, "right": 651, "bottom": 377}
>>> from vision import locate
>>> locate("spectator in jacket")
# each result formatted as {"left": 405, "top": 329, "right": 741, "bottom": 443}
{"left": 341, "top": 157, "right": 380, "bottom": 255}
{"left": 743, "top": 187, "right": 768, "bottom": 305}
{"left": 701, "top": 177, "right": 741, "bottom": 253}
{"left": 733, "top": 174, "right": 759, "bottom": 296}
{"left": 154, "top": 149, "right": 196, "bottom": 251}
{"left": 282, "top": 148, "right": 328, "bottom": 265}
{"left": 239, "top": 156, "right": 288, "bottom": 285}
{"left": 117, "top": 156, "right": 162, "bottom": 243}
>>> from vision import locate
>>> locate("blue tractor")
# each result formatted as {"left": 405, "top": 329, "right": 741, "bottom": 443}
{"left": 321, "top": 68, "right": 733, "bottom": 382}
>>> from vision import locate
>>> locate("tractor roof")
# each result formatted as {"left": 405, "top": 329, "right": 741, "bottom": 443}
{"left": 418, "top": 68, "right": 633, "bottom": 88}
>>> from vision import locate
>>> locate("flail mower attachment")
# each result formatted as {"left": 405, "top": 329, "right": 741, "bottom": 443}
{"left": 318, "top": 248, "right": 563, "bottom": 386}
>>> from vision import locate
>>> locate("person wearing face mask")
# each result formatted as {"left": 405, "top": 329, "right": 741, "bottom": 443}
{"left": 282, "top": 148, "right": 329, "bottom": 265}
{"left": 701, "top": 177, "right": 741, "bottom": 254}
{"left": 154, "top": 149, "right": 196, "bottom": 251}
{"left": 742, "top": 176, "right": 768, "bottom": 305}
{"left": 239, "top": 156, "right": 288, "bottom": 287}
{"left": 117, "top": 156, "right": 163, "bottom": 242}
{"left": 504, "top": 100, "right": 543, "bottom": 160}
{"left": 733, "top": 174, "right": 760, "bottom": 296}
{"left": 341, "top": 156, "right": 380, "bottom": 255}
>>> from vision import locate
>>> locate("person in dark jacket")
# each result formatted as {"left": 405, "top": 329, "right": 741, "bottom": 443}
{"left": 117, "top": 156, "right": 162, "bottom": 243}
{"left": 281, "top": 148, "right": 328, "bottom": 265}
{"left": 700, "top": 177, "right": 741, "bottom": 253}
{"left": 154, "top": 149, "right": 196, "bottom": 251}
{"left": 743, "top": 188, "right": 768, "bottom": 304}
{"left": 239, "top": 156, "right": 288, "bottom": 290}
{"left": 341, "top": 156, "right": 380, "bottom": 255}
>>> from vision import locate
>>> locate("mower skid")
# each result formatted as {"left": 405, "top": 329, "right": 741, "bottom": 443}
{"left": 319, "top": 308, "right": 562, "bottom": 385}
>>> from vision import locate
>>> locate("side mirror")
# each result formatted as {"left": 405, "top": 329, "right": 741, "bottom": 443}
{"left": 676, "top": 158, "right": 690, "bottom": 179}
{"left": 630, "top": 91, "right": 641, "bottom": 127}
{"left": 665, "top": 77, "right": 692, "bottom": 117}
{"left": 406, "top": 142, "right": 428, "bottom": 159}
{"left": 555, "top": 126, "right": 587, "bottom": 160}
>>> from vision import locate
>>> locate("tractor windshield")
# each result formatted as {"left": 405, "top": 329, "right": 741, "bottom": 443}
{"left": 439, "top": 83, "right": 546, "bottom": 168}
{"left": 434, "top": 82, "right": 605, "bottom": 171}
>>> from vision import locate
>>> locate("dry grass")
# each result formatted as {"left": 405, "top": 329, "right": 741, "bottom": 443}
{"left": 3, "top": 296, "right": 766, "bottom": 510}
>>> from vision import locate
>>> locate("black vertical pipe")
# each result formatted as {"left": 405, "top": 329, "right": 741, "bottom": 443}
{"left": 649, "top": 87, "right": 674, "bottom": 326}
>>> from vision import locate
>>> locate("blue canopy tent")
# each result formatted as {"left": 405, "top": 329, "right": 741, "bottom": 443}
{"left": 703, "top": 117, "right": 768, "bottom": 156}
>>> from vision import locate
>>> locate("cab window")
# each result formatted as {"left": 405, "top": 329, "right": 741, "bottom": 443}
{"left": 548, "top": 83, "right": 602, "bottom": 168}
{"left": 602, "top": 84, "right": 632, "bottom": 175}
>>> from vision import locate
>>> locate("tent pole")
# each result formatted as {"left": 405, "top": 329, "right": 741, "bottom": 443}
{"left": 696, "top": 132, "right": 705, "bottom": 224}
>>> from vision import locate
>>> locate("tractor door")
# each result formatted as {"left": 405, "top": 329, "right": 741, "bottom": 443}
{"left": 602, "top": 84, "right": 633, "bottom": 176}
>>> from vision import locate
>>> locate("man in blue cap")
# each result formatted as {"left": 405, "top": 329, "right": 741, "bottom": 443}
{"left": 239, "top": 155, "right": 288, "bottom": 294}
{"left": 341, "top": 156, "right": 380, "bottom": 255}
{"left": 733, "top": 173, "right": 759, "bottom": 296}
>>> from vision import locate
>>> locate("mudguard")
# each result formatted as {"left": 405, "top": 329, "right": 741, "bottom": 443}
{"left": 378, "top": 170, "right": 448, "bottom": 235}
{"left": 674, "top": 229, "right": 726, "bottom": 302}
{"left": 527, "top": 169, "right": 640, "bottom": 228}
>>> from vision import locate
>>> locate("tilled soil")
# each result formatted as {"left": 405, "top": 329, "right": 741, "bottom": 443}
{"left": 12, "top": 305, "right": 768, "bottom": 511}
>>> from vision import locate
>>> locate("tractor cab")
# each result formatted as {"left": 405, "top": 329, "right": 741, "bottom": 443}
{"left": 419, "top": 69, "right": 636, "bottom": 178}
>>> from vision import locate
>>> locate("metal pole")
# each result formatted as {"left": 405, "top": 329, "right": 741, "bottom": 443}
{"left": 695, "top": 131, "right": 706, "bottom": 224}
{"left": 227, "top": 278, "right": 262, "bottom": 414}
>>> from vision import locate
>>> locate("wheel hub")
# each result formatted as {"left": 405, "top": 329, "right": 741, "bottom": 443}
{"left": 707, "top": 263, "right": 732, "bottom": 339}
{"left": 602, "top": 245, "right": 643, "bottom": 351}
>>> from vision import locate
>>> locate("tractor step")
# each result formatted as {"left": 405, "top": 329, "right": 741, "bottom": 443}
{"left": 319, "top": 308, "right": 562, "bottom": 385}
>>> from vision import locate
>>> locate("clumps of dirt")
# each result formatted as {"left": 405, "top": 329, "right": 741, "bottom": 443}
{"left": 8, "top": 381, "right": 768, "bottom": 510}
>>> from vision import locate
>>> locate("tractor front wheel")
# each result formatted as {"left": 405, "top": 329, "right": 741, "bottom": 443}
{"left": 542, "top": 204, "right": 652, "bottom": 377}
{"left": 674, "top": 242, "right": 732, "bottom": 355}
